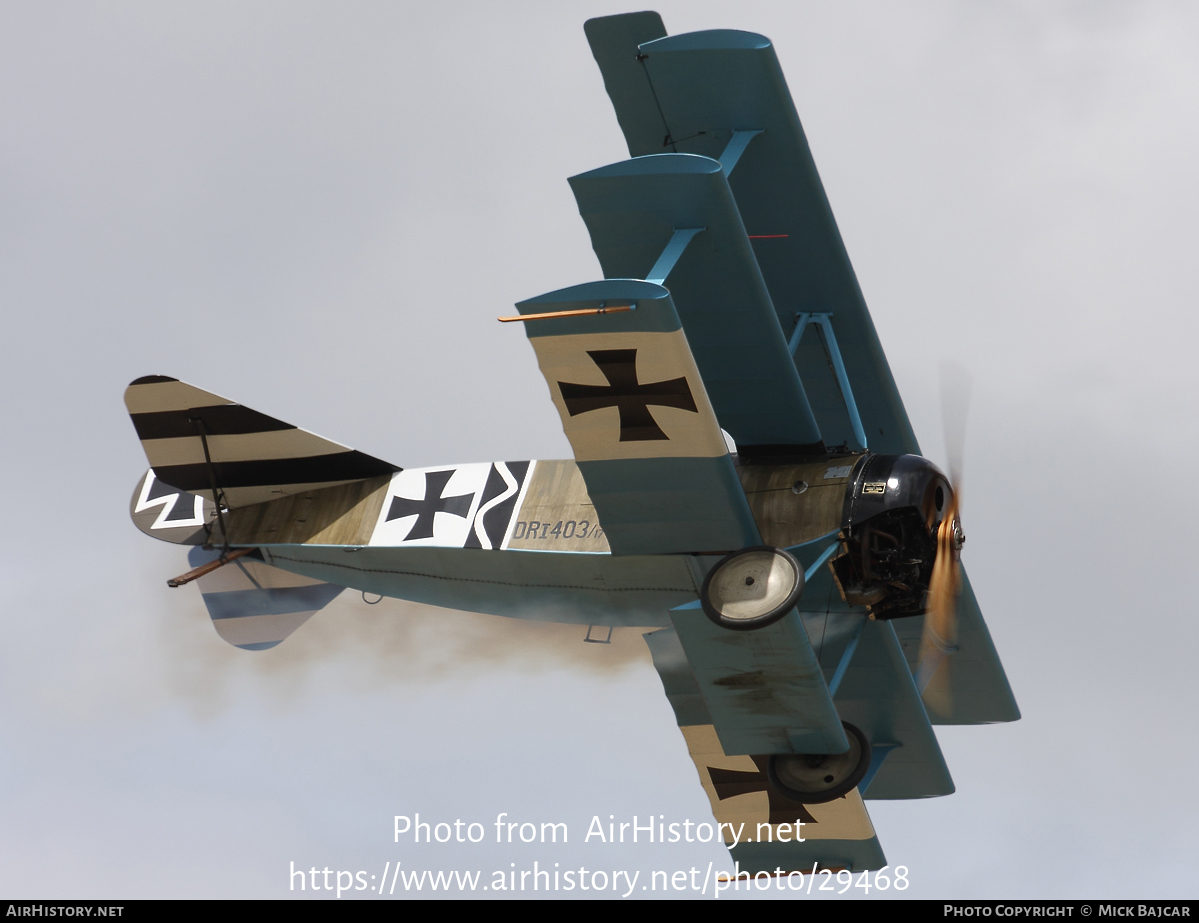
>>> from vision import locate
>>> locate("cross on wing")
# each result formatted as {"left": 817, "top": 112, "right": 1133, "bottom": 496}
{"left": 707, "top": 757, "right": 817, "bottom": 825}
{"left": 558, "top": 348, "right": 697, "bottom": 442}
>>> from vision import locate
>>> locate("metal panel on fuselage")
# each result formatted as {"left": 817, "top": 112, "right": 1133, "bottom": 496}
{"left": 737, "top": 456, "right": 859, "bottom": 548}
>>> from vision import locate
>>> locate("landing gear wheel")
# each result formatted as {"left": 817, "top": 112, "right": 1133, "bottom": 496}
{"left": 700, "top": 546, "right": 805, "bottom": 632}
{"left": 767, "top": 722, "right": 872, "bottom": 804}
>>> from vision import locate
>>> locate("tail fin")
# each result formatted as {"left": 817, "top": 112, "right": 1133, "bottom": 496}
{"left": 124, "top": 376, "right": 399, "bottom": 508}
{"left": 187, "top": 546, "right": 343, "bottom": 650}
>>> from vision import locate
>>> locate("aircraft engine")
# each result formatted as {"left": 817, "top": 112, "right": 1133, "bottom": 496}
{"left": 831, "top": 454, "right": 956, "bottom": 620}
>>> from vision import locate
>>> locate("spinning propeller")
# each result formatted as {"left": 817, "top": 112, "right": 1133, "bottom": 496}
{"left": 916, "top": 362, "right": 972, "bottom": 718}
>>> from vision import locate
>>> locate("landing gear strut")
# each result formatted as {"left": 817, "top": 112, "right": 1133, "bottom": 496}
{"left": 700, "top": 546, "right": 805, "bottom": 632}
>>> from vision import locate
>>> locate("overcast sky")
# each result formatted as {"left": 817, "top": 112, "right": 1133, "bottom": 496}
{"left": 1, "top": 0, "right": 1197, "bottom": 900}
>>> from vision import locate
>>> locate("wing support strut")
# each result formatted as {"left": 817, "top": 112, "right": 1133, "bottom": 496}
{"left": 859, "top": 743, "right": 900, "bottom": 795}
{"left": 800, "top": 538, "right": 841, "bottom": 582}
{"left": 718, "top": 129, "right": 763, "bottom": 174}
{"left": 646, "top": 227, "right": 705, "bottom": 284}
{"left": 802, "top": 607, "right": 904, "bottom": 797}
{"left": 789, "top": 312, "right": 869, "bottom": 451}
{"left": 827, "top": 616, "right": 868, "bottom": 698}
{"left": 190, "top": 416, "right": 229, "bottom": 549}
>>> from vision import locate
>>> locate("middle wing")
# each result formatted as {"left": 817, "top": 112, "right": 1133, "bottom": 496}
{"left": 514, "top": 279, "right": 759, "bottom": 556}
{"left": 568, "top": 155, "right": 825, "bottom": 460}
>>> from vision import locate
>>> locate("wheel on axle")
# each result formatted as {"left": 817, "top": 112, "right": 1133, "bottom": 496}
{"left": 767, "top": 722, "right": 872, "bottom": 804}
{"left": 700, "top": 546, "right": 805, "bottom": 631}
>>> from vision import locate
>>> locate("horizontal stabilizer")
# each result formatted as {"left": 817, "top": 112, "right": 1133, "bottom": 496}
{"left": 124, "top": 376, "right": 399, "bottom": 508}
{"left": 515, "top": 279, "right": 759, "bottom": 555}
{"left": 569, "top": 155, "right": 823, "bottom": 457}
{"left": 188, "top": 546, "right": 343, "bottom": 650}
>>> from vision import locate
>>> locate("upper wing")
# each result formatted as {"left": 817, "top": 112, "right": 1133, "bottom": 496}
{"left": 583, "top": 12, "right": 670, "bottom": 157}
{"left": 585, "top": 17, "right": 919, "bottom": 455}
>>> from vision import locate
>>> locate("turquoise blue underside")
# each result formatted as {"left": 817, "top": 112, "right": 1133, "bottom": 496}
{"left": 200, "top": 586, "right": 344, "bottom": 620}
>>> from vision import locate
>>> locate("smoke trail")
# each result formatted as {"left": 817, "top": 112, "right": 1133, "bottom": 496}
{"left": 160, "top": 587, "right": 658, "bottom": 714}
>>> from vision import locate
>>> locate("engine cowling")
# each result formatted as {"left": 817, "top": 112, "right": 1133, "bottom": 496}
{"left": 830, "top": 453, "right": 954, "bottom": 619}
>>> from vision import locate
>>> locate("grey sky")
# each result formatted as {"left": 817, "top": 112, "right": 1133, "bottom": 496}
{"left": 1, "top": 1, "right": 1197, "bottom": 899}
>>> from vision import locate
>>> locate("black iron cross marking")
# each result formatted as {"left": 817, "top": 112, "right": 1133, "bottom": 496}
{"left": 557, "top": 349, "right": 698, "bottom": 442}
{"left": 386, "top": 469, "right": 474, "bottom": 541}
{"left": 707, "top": 757, "right": 817, "bottom": 825}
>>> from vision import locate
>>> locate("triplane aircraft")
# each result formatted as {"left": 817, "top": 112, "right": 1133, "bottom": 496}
{"left": 125, "top": 12, "right": 1018, "bottom": 874}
